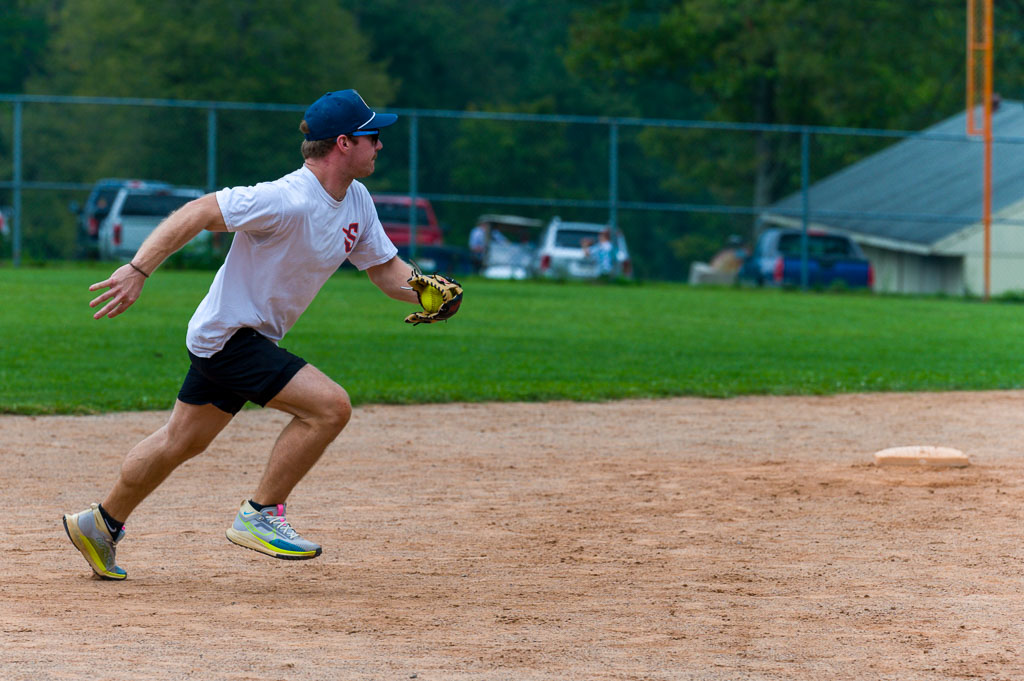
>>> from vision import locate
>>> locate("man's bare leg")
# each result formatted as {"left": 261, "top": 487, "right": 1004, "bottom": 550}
{"left": 102, "top": 400, "right": 235, "bottom": 521}
{"left": 64, "top": 400, "right": 233, "bottom": 579}
{"left": 223, "top": 364, "right": 349, "bottom": 560}
{"left": 254, "top": 364, "right": 351, "bottom": 505}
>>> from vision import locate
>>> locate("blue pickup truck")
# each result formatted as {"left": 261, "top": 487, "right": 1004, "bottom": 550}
{"left": 738, "top": 228, "right": 873, "bottom": 289}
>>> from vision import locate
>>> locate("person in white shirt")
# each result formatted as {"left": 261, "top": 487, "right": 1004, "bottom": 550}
{"left": 62, "top": 90, "right": 445, "bottom": 580}
{"left": 591, "top": 229, "right": 616, "bottom": 277}
{"left": 469, "top": 222, "right": 487, "bottom": 256}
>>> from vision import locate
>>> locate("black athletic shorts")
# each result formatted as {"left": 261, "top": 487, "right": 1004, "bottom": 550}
{"left": 177, "top": 328, "right": 308, "bottom": 415}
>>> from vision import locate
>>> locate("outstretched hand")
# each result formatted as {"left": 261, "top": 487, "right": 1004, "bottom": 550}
{"left": 89, "top": 263, "right": 147, "bottom": 319}
{"left": 404, "top": 272, "right": 463, "bottom": 325}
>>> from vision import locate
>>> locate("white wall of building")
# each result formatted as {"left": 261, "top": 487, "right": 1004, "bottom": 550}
{"left": 934, "top": 214, "right": 1024, "bottom": 295}
{"left": 861, "top": 246, "right": 963, "bottom": 295}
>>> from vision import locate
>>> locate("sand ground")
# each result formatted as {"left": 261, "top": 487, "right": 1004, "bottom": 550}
{"left": 2, "top": 392, "right": 1023, "bottom": 680}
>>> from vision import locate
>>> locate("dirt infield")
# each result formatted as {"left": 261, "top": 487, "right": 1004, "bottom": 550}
{"left": 3, "top": 392, "right": 1024, "bottom": 680}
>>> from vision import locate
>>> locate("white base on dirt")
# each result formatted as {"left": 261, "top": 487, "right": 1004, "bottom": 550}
{"left": 873, "top": 445, "right": 969, "bottom": 468}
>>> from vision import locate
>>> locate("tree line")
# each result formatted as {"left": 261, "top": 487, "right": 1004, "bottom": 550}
{"left": 4, "top": 0, "right": 1024, "bottom": 278}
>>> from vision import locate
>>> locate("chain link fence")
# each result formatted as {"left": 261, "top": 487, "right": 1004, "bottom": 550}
{"left": 0, "top": 94, "right": 1011, "bottom": 282}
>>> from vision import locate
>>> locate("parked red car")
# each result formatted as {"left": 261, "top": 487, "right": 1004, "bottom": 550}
{"left": 372, "top": 195, "right": 443, "bottom": 247}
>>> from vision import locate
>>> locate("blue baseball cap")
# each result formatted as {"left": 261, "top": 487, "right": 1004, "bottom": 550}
{"left": 302, "top": 90, "right": 398, "bottom": 141}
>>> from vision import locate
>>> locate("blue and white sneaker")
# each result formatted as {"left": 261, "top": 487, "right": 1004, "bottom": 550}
{"left": 62, "top": 503, "right": 127, "bottom": 580}
{"left": 226, "top": 501, "right": 322, "bottom": 560}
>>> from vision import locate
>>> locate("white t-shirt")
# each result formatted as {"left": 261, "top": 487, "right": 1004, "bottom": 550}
{"left": 186, "top": 165, "right": 397, "bottom": 357}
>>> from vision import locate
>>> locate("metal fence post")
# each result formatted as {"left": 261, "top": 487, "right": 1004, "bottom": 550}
{"left": 206, "top": 108, "right": 217, "bottom": 193}
{"left": 800, "top": 127, "right": 811, "bottom": 290}
{"left": 12, "top": 99, "right": 22, "bottom": 268}
{"left": 408, "top": 114, "right": 419, "bottom": 261}
{"left": 609, "top": 121, "right": 619, "bottom": 229}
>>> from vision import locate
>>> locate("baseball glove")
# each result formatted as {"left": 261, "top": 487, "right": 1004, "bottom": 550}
{"left": 404, "top": 272, "right": 463, "bottom": 325}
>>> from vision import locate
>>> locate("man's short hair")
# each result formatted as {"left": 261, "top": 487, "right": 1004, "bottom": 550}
{"left": 300, "top": 120, "right": 336, "bottom": 159}
{"left": 300, "top": 120, "right": 370, "bottom": 159}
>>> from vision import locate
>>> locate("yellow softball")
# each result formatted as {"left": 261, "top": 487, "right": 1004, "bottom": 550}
{"left": 420, "top": 286, "right": 444, "bottom": 313}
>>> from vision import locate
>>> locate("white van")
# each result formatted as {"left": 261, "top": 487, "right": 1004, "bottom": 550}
{"left": 97, "top": 186, "right": 206, "bottom": 260}
{"left": 532, "top": 217, "right": 633, "bottom": 280}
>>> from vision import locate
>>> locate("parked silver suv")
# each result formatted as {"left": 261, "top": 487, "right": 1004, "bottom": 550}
{"left": 97, "top": 186, "right": 206, "bottom": 260}
{"left": 532, "top": 217, "right": 632, "bottom": 279}
{"left": 72, "top": 178, "right": 172, "bottom": 259}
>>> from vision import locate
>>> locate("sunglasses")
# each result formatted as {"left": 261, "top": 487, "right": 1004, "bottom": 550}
{"left": 347, "top": 130, "right": 380, "bottom": 146}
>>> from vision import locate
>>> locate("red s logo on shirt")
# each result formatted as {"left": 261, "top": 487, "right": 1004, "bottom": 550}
{"left": 343, "top": 222, "right": 359, "bottom": 252}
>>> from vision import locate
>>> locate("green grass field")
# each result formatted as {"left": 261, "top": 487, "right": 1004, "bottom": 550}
{"left": 3, "top": 264, "right": 1024, "bottom": 414}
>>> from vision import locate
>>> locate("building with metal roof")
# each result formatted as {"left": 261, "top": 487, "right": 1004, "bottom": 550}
{"left": 760, "top": 100, "right": 1024, "bottom": 295}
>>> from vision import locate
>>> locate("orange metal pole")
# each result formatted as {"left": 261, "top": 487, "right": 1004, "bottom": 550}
{"left": 967, "top": 0, "right": 994, "bottom": 298}
{"left": 983, "top": 0, "right": 993, "bottom": 300}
